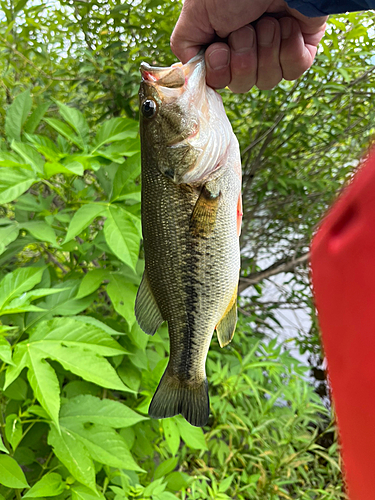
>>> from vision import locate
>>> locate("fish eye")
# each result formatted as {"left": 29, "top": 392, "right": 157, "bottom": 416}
{"left": 141, "top": 99, "right": 157, "bottom": 119}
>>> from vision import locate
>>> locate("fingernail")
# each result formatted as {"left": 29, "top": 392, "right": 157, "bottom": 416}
{"left": 258, "top": 20, "right": 275, "bottom": 47}
{"left": 281, "top": 18, "right": 292, "bottom": 39}
{"left": 231, "top": 26, "right": 255, "bottom": 53}
{"left": 208, "top": 48, "right": 230, "bottom": 70}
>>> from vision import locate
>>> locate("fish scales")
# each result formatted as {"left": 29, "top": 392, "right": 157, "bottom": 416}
{"left": 135, "top": 54, "right": 242, "bottom": 427}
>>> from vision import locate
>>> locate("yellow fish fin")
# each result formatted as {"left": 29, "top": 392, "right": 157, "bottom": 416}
{"left": 149, "top": 365, "right": 209, "bottom": 427}
{"left": 216, "top": 286, "right": 238, "bottom": 348}
{"left": 190, "top": 184, "right": 221, "bottom": 238}
{"left": 135, "top": 270, "right": 164, "bottom": 335}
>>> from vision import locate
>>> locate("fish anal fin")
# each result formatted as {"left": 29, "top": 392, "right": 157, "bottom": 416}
{"left": 149, "top": 366, "right": 209, "bottom": 427}
{"left": 216, "top": 287, "right": 238, "bottom": 347}
{"left": 135, "top": 270, "right": 164, "bottom": 335}
{"left": 190, "top": 184, "right": 221, "bottom": 238}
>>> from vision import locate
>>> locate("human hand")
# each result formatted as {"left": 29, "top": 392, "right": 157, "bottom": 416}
{"left": 170, "top": 0, "right": 327, "bottom": 92}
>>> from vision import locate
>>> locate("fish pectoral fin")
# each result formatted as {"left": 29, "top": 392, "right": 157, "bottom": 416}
{"left": 135, "top": 271, "right": 164, "bottom": 335}
{"left": 190, "top": 184, "right": 221, "bottom": 237}
{"left": 149, "top": 366, "right": 209, "bottom": 427}
{"left": 216, "top": 287, "right": 238, "bottom": 348}
{"left": 237, "top": 193, "right": 243, "bottom": 237}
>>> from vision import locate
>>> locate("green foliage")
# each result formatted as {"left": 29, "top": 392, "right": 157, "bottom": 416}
{"left": 0, "top": 87, "right": 344, "bottom": 497}
{"left": 2, "top": 1, "right": 374, "bottom": 498}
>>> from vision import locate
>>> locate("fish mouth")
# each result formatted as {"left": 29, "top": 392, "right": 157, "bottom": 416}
{"left": 140, "top": 53, "right": 205, "bottom": 90}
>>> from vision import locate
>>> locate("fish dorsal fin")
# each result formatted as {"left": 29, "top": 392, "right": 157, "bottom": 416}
{"left": 216, "top": 286, "right": 238, "bottom": 347}
{"left": 135, "top": 270, "right": 164, "bottom": 335}
{"left": 190, "top": 184, "right": 221, "bottom": 238}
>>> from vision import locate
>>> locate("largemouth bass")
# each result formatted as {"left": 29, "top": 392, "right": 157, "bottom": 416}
{"left": 135, "top": 54, "right": 242, "bottom": 427}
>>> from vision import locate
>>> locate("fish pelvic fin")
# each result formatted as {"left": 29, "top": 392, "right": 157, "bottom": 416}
{"left": 216, "top": 286, "right": 238, "bottom": 347}
{"left": 149, "top": 366, "right": 209, "bottom": 427}
{"left": 135, "top": 270, "right": 164, "bottom": 335}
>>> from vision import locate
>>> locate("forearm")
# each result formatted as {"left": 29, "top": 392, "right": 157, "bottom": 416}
{"left": 286, "top": 0, "right": 375, "bottom": 16}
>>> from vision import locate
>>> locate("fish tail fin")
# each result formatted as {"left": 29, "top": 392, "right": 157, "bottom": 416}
{"left": 149, "top": 366, "right": 209, "bottom": 427}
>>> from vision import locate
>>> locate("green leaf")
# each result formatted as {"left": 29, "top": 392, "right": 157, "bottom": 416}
{"left": 96, "top": 138, "right": 140, "bottom": 163}
{"left": 0, "top": 434, "right": 8, "bottom": 454}
{"left": 104, "top": 205, "right": 141, "bottom": 270}
{"left": 15, "top": 192, "right": 44, "bottom": 212}
{"left": 107, "top": 274, "right": 137, "bottom": 328}
{"left": 48, "top": 425, "right": 96, "bottom": 491}
{"left": 5, "top": 414, "right": 22, "bottom": 450}
{"left": 111, "top": 153, "right": 141, "bottom": 201}
{"left": 61, "top": 420, "right": 144, "bottom": 472}
{"left": 64, "top": 203, "right": 107, "bottom": 243}
{"left": 175, "top": 417, "right": 207, "bottom": 450}
{"left": 71, "top": 484, "right": 106, "bottom": 500}
{"left": 218, "top": 474, "right": 235, "bottom": 493}
{"left": 118, "top": 362, "right": 141, "bottom": 392}
{"left": 0, "top": 225, "right": 19, "bottom": 256}
{"left": 36, "top": 343, "right": 126, "bottom": 391}
{"left": 76, "top": 269, "right": 107, "bottom": 298}
{"left": 24, "top": 102, "right": 50, "bottom": 134}
{"left": 25, "top": 282, "right": 95, "bottom": 327}
{"left": 27, "top": 352, "right": 60, "bottom": 427}
{"left": 56, "top": 101, "right": 89, "bottom": 146}
{"left": 23, "top": 472, "right": 65, "bottom": 498}
{"left": 21, "top": 317, "right": 129, "bottom": 391}
{"left": 4, "top": 345, "right": 29, "bottom": 389}
{"left": 63, "top": 160, "right": 85, "bottom": 175}
{"left": 156, "top": 493, "right": 179, "bottom": 500}
{"left": 3, "top": 287, "right": 68, "bottom": 315}
{"left": 11, "top": 141, "right": 44, "bottom": 174}
{"left": 60, "top": 394, "right": 147, "bottom": 428}
{"left": 165, "top": 471, "right": 190, "bottom": 491}
{"left": 5, "top": 90, "right": 32, "bottom": 142}
{"left": 94, "top": 117, "right": 138, "bottom": 150}
{"left": 143, "top": 477, "right": 166, "bottom": 497}
{"left": 0, "top": 455, "right": 29, "bottom": 488}
{"left": 20, "top": 221, "right": 58, "bottom": 246}
{"left": 0, "top": 266, "right": 44, "bottom": 310}
{"left": 163, "top": 419, "right": 180, "bottom": 456}
{"left": 72, "top": 315, "right": 125, "bottom": 337}
{"left": 0, "top": 166, "right": 36, "bottom": 204}
{"left": 29, "top": 317, "right": 126, "bottom": 356}
{"left": 14, "top": 0, "right": 28, "bottom": 12}
{"left": 44, "top": 118, "right": 83, "bottom": 149}
{"left": 3, "top": 378, "right": 28, "bottom": 401}
{"left": 154, "top": 457, "right": 178, "bottom": 479}
{"left": 25, "top": 134, "right": 63, "bottom": 161}
{"left": 0, "top": 336, "right": 13, "bottom": 365}
{"left": 44, "top": 161, "right": 83, "bottom": 178}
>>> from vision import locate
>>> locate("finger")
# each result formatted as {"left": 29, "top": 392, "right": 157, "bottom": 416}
{"left": 205, "top": 42, "right": 231, "bottom": 89}
{"left": 227, "top": 25, "right": 257, "bottom": 93}
{"left": 255, "top": 17, "right": 282, "bottom": 91}
{"left": 170, "top": 0, "right": 213, "bottom": 63}
{"left": 279, "top": 17, "right": 318, "bottom": 80}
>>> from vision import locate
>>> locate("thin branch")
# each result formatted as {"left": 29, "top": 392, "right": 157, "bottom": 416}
{"left": 238, "top": 252, "right": 309, "bottom": 294}
{"left": 241, "top": 112, "right": 285, "bottom": 156}
{"left": 44, "top": 248, "right": 69, "bottom": 274}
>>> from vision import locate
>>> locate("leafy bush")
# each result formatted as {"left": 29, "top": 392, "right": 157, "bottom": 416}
{"left": 0, "top": 92, "right": 344, "bottom": 498}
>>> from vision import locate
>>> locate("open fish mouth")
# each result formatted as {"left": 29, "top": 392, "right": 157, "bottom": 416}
{"left": 140, "top": 53, "right": 205, "bottom": 91}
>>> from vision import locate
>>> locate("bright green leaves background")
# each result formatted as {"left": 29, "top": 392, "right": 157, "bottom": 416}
{"left": 0, "top": 0, "right": 373, "bottom": 499}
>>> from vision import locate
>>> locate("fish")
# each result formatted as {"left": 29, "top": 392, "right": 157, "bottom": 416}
{"left": 135, "top": 53, "right": 242, "bottom": 427}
